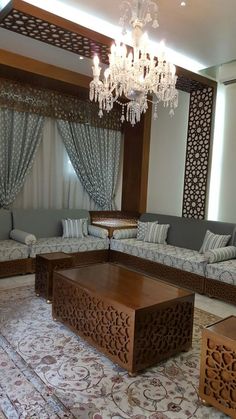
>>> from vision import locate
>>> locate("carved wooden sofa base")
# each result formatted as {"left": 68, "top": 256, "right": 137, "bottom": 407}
{"left": 109, "top": 250, "right": 205, "bottom": 294}
{"left": 0, "top": 250, "right": 109, "bottom": 279}
{"left": 204, "top": 277, "right": 236, "bottom": 306}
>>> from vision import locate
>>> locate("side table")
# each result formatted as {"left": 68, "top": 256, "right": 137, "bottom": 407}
{"left": 35, "top": 252, "right": 73, "bottom": 303}
{"left": 92, "top": 219, "right": 137, "bottom": 238}
{"left": 199, "top": 315, "right": 236, "bottom": 418}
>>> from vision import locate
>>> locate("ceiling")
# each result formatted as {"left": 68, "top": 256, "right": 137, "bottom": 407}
{"left": 0, "top": 0, "right": 236, "bottom": 76}
{"left": 56, "top": 0, "right": 236, "bottom": 70}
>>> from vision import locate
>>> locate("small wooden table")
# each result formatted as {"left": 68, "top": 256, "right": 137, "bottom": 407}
{"left": 53, "top": 263, "right": 194, "bottom": 374}
{"left": 35, "top": 252, "right": 73, "bottom": 303}
{"left": 199, "top": 315, "right": 236, "bottom": 417}
{"left": 92, "top": 219, "right": 137, "bottom": 238}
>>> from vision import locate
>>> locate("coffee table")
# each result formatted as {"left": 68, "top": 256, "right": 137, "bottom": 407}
{"left": 52, "top": 263, "right": 194, "bottom": 374}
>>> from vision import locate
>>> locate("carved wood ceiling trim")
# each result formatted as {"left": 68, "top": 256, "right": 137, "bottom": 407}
{"left": 0, "top": 0, "right": 216, "bottom": 93}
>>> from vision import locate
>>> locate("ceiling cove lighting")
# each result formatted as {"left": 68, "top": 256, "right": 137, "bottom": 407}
{"left": 22, "top": 1, "right": 205, "bottom": 73}
{"left": 89, "top": 0, "right": 178, "bottom": 125}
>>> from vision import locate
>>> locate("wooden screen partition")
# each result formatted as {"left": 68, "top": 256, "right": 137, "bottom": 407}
{"left": 0, "top": 0, "right": 217, "bottom": 215}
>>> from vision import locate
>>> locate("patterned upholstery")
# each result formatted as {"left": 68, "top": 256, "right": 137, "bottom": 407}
{"left": 0, "top": 240, "right": 29, "bottom": 261}
{"left": 30, "top": 236, "right": 109, "bottom": 257}
{"left": 110, "top": 239, "right": 207, "bottom": 276}
{"left": 206, "top": 260, "right": 236, "bottom": 285}
{"left": 113, "top": 228, "right": 137, "bottom": 239}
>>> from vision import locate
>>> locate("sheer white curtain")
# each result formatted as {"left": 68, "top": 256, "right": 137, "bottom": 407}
{"left": 13, "top": 118, "right": 101, "bottom": 209}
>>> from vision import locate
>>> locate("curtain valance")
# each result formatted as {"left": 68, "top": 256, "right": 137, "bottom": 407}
{"left": 0, "top": 77, "right": 122, "bottom": 131}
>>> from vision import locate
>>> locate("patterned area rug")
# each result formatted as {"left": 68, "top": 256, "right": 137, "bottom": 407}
{"left": 0, "top": 286, "right": 228, "bottom": 419}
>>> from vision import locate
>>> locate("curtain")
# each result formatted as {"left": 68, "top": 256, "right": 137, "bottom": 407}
{"left": 57, "top": 120, "right": 122, "bottom": 210}
{"left": 13, "top": 118, "right": 112, "bottom": 210}
{"left": 0, "top": 108, "right": 44, "bottom": 208}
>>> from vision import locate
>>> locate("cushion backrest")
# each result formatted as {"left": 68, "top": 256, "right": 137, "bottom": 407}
{"left": 0, "top": 209, "right": 12, "bottom": 240}
{"left": 12, "top": 209, "right": 90, "bottom": 238}
{"left": 140, "top": 213, "right": 236, "bottom": 250}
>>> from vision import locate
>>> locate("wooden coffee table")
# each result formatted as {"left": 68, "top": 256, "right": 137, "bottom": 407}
{"left": 52, "top": 263, "right": 195, "bottom": 374}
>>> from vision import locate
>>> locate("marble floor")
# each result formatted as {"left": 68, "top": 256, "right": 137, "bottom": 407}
{"left": 0, "top": 273, "right": 236, "bottom": 318}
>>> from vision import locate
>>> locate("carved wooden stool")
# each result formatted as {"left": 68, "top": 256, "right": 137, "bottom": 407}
{"left": 199, "top": 315, "right": 236, "bottom": 418}
{"left": 35, "top": 252, "right": 73, "bottom": 303}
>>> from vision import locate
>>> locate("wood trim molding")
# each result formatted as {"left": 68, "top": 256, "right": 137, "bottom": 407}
{"left": 0, "top": 49, "right": 91, "bottom": 89}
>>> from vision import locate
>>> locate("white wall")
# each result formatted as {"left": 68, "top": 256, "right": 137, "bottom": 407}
{"left": 210, "top": 83, "right": 236, "bottom": 222}
{"left": 147, "top": 90, "right": 190, "bottom": 215}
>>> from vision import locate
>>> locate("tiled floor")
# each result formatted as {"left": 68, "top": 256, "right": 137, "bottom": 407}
{"left": 1, "top": 273, "right": 236, "bottom": 318}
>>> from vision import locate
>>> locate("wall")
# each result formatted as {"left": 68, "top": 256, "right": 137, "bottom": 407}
{"left": 208, "top": 83, "right": 236, "bottom": 222}
{"left": 147, "top": 90, "right": 190, "bottom": 215}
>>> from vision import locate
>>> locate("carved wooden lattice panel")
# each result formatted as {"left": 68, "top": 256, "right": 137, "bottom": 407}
{"left": 182, "top": 87, "right": 214, "bottom": 219}
{"left": 134, "top": 302, "right": 193, "bottom": 370}
{"left": 0, "top": 8, "right": 110, "bottom": 63}
{"left": 53, "top": 276, "right": 132, "bottom": 368}
{"left": 201, "top": 337, "right": 236, "bottom": 415}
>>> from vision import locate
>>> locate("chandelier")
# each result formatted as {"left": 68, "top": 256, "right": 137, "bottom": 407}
{"left": 89, "top": 0, "right": 178, "bottom": 125}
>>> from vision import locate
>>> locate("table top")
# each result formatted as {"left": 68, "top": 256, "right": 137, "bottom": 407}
{"left": 92, "top": 219, "right": 137, "bottom": 228}
{"left": 56, "top": 263, "right": 194, "bottom": 310}
{"left": 205, "top": 315, "right": 236, "bottom": 340}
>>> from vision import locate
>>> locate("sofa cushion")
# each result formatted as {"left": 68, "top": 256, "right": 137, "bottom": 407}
{"left": 10, "top": 229, "right": 37, "bottom": 245}
{"left": 62, "top": 219, "right": 84, "bottom": 238}
{"left": 206, "top": 260, "right": 236, "bottom": 286}
{"left": 140, "top": 213, "right": 236, "bottom": 250}
{"left": 29, "top": 236, "right": 109, "bottom": 257}
{"left": 137, "top": 220, "right": 157, "bottom": 241}
{"left": 110, "top": 238, "right": 207, "bottom": 276}
{"left": 88, "top": 225, "right": 109, "bottom": 239}
{"left": 199, "top": 230, "right": 231, "bottom": 253}
{"left": 205, "top": 246, "right": 236, "bottom": 263}
{"left": 113, "top": 228, "right": 137, "bottom": 239}
{"left": 0, "top": 239, "right": 29, "bottom": 261}
{"left": 144, "top": 223, "right": 169, "bottom": 244}
{"left": 12, "top": 209, "right": 90, "bottom": 238}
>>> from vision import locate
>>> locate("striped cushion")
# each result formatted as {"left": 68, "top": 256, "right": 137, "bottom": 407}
{"left": 113, "top": 228, "right": 137, "bottom": 239}
{"left": 199, "top": 230, "right": 231, "bottom": 254}
{"left": 144, "top": 223, "right": 170, "bottom": 244}
{"left": 62, "top": 219, "right": 84, "bottom": 238}
{"left": 205, "top": 246, "right": 236, "bottom": 263}
{"left": 137, "top": 221, "right": 158, "bottom": 241}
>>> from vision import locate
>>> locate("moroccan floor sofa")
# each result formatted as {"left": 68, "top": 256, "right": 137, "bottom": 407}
{"left": 110, "top": 213, "right": 236, "bottom": 305}
{"left": 0, "top": 208, "right": 109, "bottom": 278}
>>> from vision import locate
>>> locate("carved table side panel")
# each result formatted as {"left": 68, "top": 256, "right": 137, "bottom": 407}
{"left": 133, "top": 300, "right": 194, "bottom": 371}
{"left": 199, "top": 331, "right": 236, "bottom": 417}
{"left": 53, "top": 275, "right": 134, "bottom": 371}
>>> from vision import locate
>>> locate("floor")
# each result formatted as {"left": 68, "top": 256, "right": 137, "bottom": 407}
{"left": 0, "top": 273, "right": 236, "bottom": 318}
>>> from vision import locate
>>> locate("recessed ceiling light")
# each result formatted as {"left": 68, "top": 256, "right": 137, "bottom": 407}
{"left": 181, "top": 1, "right": 186, "bottom": 6}
{"left": 79, "top": 56, "right": 84, "bottom": 60}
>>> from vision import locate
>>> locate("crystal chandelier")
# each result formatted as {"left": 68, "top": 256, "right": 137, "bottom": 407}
{"left": 89, "top": 0, "right": 178, "bottom": 125}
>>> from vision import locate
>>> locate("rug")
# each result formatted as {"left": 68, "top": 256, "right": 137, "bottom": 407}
{"left": 0, "top": 285, "right": 228, "bottom": 419}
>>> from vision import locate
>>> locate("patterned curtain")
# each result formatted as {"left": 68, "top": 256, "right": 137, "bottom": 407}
{"left": 57, "top": 120, "right": 122, "bottom": 210}
{"left": 0, "top": 108, "right": 44, "bottom": 208}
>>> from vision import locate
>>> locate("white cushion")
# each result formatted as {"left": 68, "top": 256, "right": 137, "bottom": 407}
{"left": 205, "top": 246, "right": 236, "bottom": 263}
{"left": 10, "top": 229, "right": 37, "bottom": 245}
{"left": 62, "top": 219, "right": 84, "bottom": 238}
{"left": 199, "top": 230, "right": 231, "bottom": 253}
{"left": 144, "top": 223, "right": 170, "bottom": 244}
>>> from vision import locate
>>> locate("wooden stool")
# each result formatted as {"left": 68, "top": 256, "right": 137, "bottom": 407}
{"left": 35, "top": 252, "right": 73, "bottom": 303}
{"left": 199, "top": 315, "right": 236, "bottom": 418}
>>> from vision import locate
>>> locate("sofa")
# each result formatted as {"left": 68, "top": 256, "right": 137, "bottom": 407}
{"left": 0, "top": 208, "right": 109, "bottom": 278}
{"left": 110, "top": 213, "right": 236, "bottom": 305}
